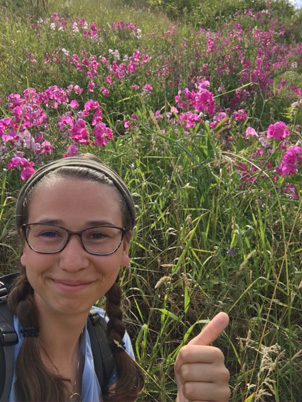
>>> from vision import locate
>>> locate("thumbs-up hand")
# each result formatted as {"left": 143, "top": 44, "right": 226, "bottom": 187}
{"left": 175, "top": 312, "right": 230, "bottom": 402}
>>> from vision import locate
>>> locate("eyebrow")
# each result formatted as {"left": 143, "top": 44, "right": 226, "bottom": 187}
{"left": 34, "top": 219, "right": 120, "bottom": 227}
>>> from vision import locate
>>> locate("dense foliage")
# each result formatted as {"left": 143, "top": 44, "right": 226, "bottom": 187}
{"left": 1, "top": 0, "right": 302, "bottom": 401}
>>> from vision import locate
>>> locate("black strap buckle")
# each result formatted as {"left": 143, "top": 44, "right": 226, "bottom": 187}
{"left": 0, "top": 323, "right": 18, "bottom": 346}
{"left": 0, "top": 282, "right": 8, "bottom": 305}
{"left": 89, "top": 308, "right": 102, "bottom": 325}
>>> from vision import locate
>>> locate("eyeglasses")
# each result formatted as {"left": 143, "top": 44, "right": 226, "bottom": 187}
{"left": 22, "top": 223, "right": 126, "bottom": 256}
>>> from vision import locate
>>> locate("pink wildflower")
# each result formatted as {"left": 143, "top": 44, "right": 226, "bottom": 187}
{"left": 92, "top": 109, "right": 103, "bottom": 125}
{"left": 155, "top": 110, "right": 162, "bottom": 119}
{"left": 210, "top": 112, "right": 229, "bottom": 129}
{"left": 276, "top": 146, "right": 302, "bottom": 176}
{"left": 64, "top": 145, "right": 79, "bottom": 157}
{"left": 7, "top": 157, "right": 35, "bottom": 180}
{"left": 73, "top": 85, "right": 83, "bottom": 95}
{"left": 21, "top": 166, "right": 35, "bottom": 180}
{"left": 92, "top": 123, "right": 113, "bottom": 146}
{"left": 194, "top": 88, "right": 215, "bottom": 115}
{"left": 41, "top": 140, "right": 52, "bottom": 155}
{"left": 106, "top": 76, "right": 113, "bottom": 85}
{"left": 58, "top": 115, "right": 74, "bottom": 131}
{"left": 101, "top": 87, "right": 110, "bottom": 96}
{"left": 69, "top": 100, "right": 79, "bottom": 108}
{"left": 88, "top": 81, "right": 95, "bottom": 92}
{"left": 36, "top": 132, "right": 43, "bottom": 142}
{"left": 283, "top": 183, "right": 298, "bottom": 199}
{"left": 245, "top": 127, "right": 258, "bottom": 137}
{"left": 142, "top": 84, "right": 153, "bottom": 93}
{"left": 68, "top": 119, "right": 89, "bottom": 144}
{"left": 175, "top": 88, "right": 194, "bottom": 109}
{"left": 179, "top": 112, "right": 202, "bottom": 129}
{"left": 267, "top": 121, "right": 290, "bottom": 140}
{"left": 84, "top": 100, "right": 100, "bottom": 112}
{"left": 233, "top": 109, "right": 247, "bottom": 121}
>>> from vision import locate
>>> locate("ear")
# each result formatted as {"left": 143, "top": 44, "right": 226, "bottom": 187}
{"left": 121, "top": 230, "right": 132, "bottom": 267}
{"left": 20, "top": 248, "right": 26, "bottom": 267}
{"left": 19, "top": 229, "right": 27, "bottom": 267}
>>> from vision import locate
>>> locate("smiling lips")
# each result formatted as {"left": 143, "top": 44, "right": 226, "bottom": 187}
{"left": 51, "top": 278, "right": 96, "bottom": 292}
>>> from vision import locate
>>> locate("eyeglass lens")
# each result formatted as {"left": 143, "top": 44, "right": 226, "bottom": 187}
{"left": 25, "top": 224, "right": 123, "bottom": 255}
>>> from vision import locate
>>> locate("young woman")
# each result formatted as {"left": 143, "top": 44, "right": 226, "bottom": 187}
{"left": 7, "top": 154, "right": 230, "bottom": 402}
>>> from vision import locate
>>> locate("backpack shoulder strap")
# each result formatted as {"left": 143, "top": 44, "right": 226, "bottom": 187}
{"left": 0, "top": 273, "right": 19, "bottom": 402}
{"left": 87, "top": 309, "right": 115, "bottom": 393}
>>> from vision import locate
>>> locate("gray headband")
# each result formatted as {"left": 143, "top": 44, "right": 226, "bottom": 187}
{"left": 15, "top": 157, "right": 135, "bottom": 229}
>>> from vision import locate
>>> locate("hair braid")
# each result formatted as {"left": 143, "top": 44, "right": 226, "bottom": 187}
{"left": 104, "top": 282, "right": 144, "bottom": 402}
{"left": 8, "top": 270, "right": 68, "bottom": 401}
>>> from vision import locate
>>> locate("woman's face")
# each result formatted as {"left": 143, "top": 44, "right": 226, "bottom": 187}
{"left": 20, "top": 177, "right": 130, "bottom": 318}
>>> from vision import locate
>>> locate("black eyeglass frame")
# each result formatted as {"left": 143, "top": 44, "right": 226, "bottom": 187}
{"left": 21, "top": 223, "right": 127, "bottom": 256}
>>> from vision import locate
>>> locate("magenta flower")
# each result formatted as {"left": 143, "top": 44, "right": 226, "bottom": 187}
{"left": 73, "top": 85, "right": 83, "bottom": 95}
{"left": 283, "top": 183, "right": 298, "bottom": 199}
{"left": 84, "top": 100, "right": 100, "bottom": 112}
{"left": 69, "top": 100, "right": 79, "bottom": 108}
{"left": 101, "top": 87, "right": 110, "bottom": 96}
{"left": 175, "top": 88, "right": 195, "bottom": 109}
{"left": 92, "top": 123, "right": 113, "bottom": 147}
{"left": 92, "top": 109, "right": 103, "bottom": 125}
{"left": 194, "top": 88, "right": 215, "bottom": 115}
{"left": 64, "top": 145, "right": 79, "bottom": 157}
{"left": 179, "top": 112, "right": 202, "bottom": 129}
{"left": 210, "top": 112, "right": 229, "bottom": 129}
{"left": 7, "top": 157, "right": 35, "bottom": 180}
{"left": 36, "top": 132, "right": 43, "bottom": 142}
{"left": 276, "top": 146, "right": 302, "bottom": 176}
{"left": 59, "top": 115, "right": 74, "bottom": 131}
{"left": 88, "top": 81, "right": 95, "bottom": 92}
{"left": 267, "top": 122, "right": 290, "bottom": 140}
{"left": 155, "top": 110, "right": 162, "bottom": 119}
{"left": 41, "top": 140, "right": 52, "bottom": 155}
{"left": 233, "top": 109, "right": 247, "bottom": 121}
{"left": 106, "top": 76, "right": 113, "bottom": 85}
{"left": 245, "top": 127, "right": 258, "bottom": 137}
{"left": 142, "top": 84, "right": 153, "bottom": 93}
{"left": 21, "top": 165, "right": 35, "bottom": 180}
{"left": 68, "top": 119, "right": 89, "bottom": 144}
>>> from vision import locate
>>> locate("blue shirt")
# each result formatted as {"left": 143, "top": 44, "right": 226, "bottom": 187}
{"left": 9, "top": 307, "right": 134, "bottom": 402}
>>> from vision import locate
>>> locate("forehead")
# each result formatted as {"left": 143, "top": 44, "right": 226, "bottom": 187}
{"left": 27, "top": 177, "right": 123, "bottom": 227}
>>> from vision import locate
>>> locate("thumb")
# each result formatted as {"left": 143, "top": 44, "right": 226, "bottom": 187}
{"left": 188, "top": 312, "right": 229, "bottom": 346}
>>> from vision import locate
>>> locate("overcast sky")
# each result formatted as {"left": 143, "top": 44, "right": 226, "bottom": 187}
{"left": 290, "top": 0, "right": 302, "bottom": 7}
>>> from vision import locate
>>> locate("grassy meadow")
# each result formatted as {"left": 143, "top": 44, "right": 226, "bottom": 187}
{"left": 1, "top": 0, "right": 302, "bottom": 400}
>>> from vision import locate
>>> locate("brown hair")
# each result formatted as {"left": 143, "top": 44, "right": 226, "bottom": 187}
{"left": 8, "top": 155, "right": 144, "bottom": 401}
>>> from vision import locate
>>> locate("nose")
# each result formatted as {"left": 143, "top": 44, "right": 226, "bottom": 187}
{"left": 58, "top": 235, "right": 89, "bottom": 272}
